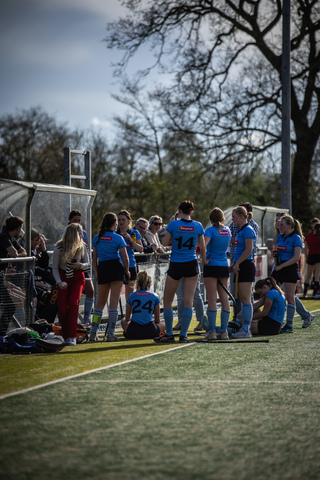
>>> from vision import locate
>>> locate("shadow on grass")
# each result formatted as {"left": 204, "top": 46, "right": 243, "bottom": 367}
{"left": 58, "top": 339, "right": 182, "bottom": 355}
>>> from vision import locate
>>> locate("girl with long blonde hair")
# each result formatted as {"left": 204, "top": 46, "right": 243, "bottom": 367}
{"left": 52, "top": 223, "right": 90, "bottom": 345}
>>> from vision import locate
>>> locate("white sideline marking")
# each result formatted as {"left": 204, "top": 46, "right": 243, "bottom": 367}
{"left": 0, "top": 343, "right": 194, "bottom": 400}
{"left": 75, "top": 379, "right": 320, "bottom": 385}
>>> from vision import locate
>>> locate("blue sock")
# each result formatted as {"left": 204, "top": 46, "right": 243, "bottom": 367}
{"left": 91, "top": 308, "right": 103, "bottom": 334}
{"left": 286, "top": 304, "right": 296, "bottom": 328}
{"left": 84, "top": 297, "right": 94, "bottom": 322}
{"left": 164, "top": 309, "right": 174, "bottom": 336}
{"left": 220, "top": 309, "right": 230, "bottom": 333}
{"left": 241, "top": 303, "right": 253, "bottom": 332}
{"left": 107, "top": 309, "right": 118, "bottom": 335}
{"left": 180, "top": 307, "right": 193, "bottom": 338}
{"left": 207, "top": 309, "right": 217, "bottom": 333}
{"left": 295, "top": 296, "right": 309, "bottom": 320}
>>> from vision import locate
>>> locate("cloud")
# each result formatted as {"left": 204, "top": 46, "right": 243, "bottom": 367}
{"left": 91, "top": 117, "right": 111, "bottom": 128}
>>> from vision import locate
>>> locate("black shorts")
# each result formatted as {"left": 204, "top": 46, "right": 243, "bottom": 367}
{"left": 97, "top": 259, "right": 124, "bottom": 285}
{"left": 203, "top": 265, "right": 229, "bottom": 279}
{"left": 123, "top": 266, "right": 138, "bottom": 285}
{"left": 307, "top": 254, "right": 320, "bottom": 265}
{"left": 272, "top": 262, "right": 301, "bottom": 284}
{"left": 167, "top": 260, "right": 199, "bottom": 281}
{"left": 124, "top": 320, "right": 160, "bottom": 339}
{"left": 234, "top": 260, "right": 256, "bottom": 283}
{"left": 257, "top": 316, "right": 282, "bottom": 335}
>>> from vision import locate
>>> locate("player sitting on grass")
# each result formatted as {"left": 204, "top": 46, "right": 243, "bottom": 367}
{"left": 122, "top": 270, "right": 166, "bottom": 339}
{"left": 236, "top": 277, "right": 286, "bottom": 336}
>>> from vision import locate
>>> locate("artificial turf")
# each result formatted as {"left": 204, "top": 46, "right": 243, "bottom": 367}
{"left": 0, "top": 302, "right": 319, "bottom": 480}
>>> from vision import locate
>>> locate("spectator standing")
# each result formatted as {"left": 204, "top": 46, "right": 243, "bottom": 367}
{"left": 134, "top": 217, "right": 157, "bottom": 263}
{"left": 303, "top": 218, "right": 320, "bottom": 299}
{"left": 0, "top": 216, "right": 26, "bottom": 335}
{"left": 52, "top": 223, "right": 89, "bottom": 345}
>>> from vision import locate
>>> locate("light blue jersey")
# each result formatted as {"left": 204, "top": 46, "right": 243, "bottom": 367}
{"left": 167, "top": 219, "right": 205, "bottom": 263}
{"left": 127, "top": 290, "right": 160, "bottom": 325}
{"left": 92, "top": 230, "right": 126, "bottom": 261}
{"left": 234, "top": 224, "right": 256, "bottom": 262}
{"left": 266, "top": 289, "right": 286, "bottom": 324}
{"left": 276, "top": 232, "right": 302, "bottom": 262}
{"left": 204, "top": 225, "right": 231, "bottom": 266}
{"left": 117, "top": 229, "right": 142, "bottom": 268}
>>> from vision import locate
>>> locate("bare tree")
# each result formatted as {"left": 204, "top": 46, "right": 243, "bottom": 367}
{"left": 105, "top": 0, "right": 320, "bottom": 225}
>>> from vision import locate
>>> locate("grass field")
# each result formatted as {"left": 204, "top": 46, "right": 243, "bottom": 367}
{"left": 0, "top": 301, "right": 320, "bottom": 480}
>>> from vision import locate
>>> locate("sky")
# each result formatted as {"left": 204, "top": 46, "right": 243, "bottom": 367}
{"left": 0, "top": 0, "right": 138, "bottom": 141}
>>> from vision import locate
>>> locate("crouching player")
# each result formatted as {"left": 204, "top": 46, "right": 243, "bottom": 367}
{"left": 122, "top": 271, "right": 166, "bottom": 339}
{"left": 249, "top": 277, "right": 286, "bottom": 335}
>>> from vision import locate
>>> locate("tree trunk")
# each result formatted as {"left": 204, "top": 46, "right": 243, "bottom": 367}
{"left": 292, "top": 139, "right": 315, "bottom": 229}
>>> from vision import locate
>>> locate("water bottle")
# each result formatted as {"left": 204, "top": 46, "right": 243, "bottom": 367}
{"left": 273, "top": 248, "right": 280, "bottom": 266}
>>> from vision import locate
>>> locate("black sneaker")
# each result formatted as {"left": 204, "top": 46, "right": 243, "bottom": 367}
{"left": 154, "top": 332, "right": 175, "bottom": 343}
{"left": 179, "top": 335, "right": 189, "bottom": 343}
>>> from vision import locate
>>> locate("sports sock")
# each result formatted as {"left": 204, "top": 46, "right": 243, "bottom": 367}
{"left": 107, "top": 309, "right": 118, "bottom": 336}
{"left": 286, "top": 304, "right": 296, "bottom": 328}
{"left": 163, "top": 309, "right": 174, "bottom": 336}
{"left": 313, "top": 282, "right": 319, "bottom": 296}
{"left": 91, "top": 308, "right": 103, "bottom": 334}
{"left": 84, "top": 297, "right": 94, "bottom": 323}
{"left": 303, "top": 282, "right": 309, "bottom": 296}
{"left": 180, "top": 307, "right": 193, "bottom": 338}
{"left": 207, "top": 309, "right": 217, "bottom": 333}
{"left": 241, "top": 303, "right": 253, "bottom": 332}
{"left": 295, "top": 296, "right": 309, "bottom": 320}
{"left": 220, "top": 309, "right": 231, "bottom": 333}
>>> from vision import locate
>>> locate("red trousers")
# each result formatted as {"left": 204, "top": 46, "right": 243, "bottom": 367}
{"left": 58, "top": 269, "right": 85, "bottom": 339}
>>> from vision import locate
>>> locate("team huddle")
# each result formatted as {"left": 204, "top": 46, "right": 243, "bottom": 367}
{"left": 86, "top": 200, "right": 313, "bottom": 344}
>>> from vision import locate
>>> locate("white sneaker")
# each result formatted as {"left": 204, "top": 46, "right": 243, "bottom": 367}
{"left": 202, "top": 331, "right": 217, "bottom": 342}
{"left": 66, "top": 337, "right": 77, "bottom": 346}
{"left": 302, "top": 314, "right": 314, "bottom": 328}
{"left": 218, "top": 331, "right": 229, "bottom": 340}
{"left": 231, "top": 328, "right": 252, "bottom": 339}
{"left": 106, "top": 334, "right": 119, "bottom": 342}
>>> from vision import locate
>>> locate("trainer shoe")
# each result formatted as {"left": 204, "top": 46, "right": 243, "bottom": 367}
{"left": 194, "top": 321, "right": 205, "bottom": 333}
{"left": 280, "top": 324, "right": 293, "bottom": 333}
{"left": 202, "top": 331, "right": 217, "bottom": 342}
{"left": 302, "top": 313, "right": 314, "bottom": 328}
{"left": 218, "top": 331, "right": 229, "bottom": 340}
{"left": 179, "top": 335, "right": 190, "bottom": 343}
{"left": 89, "top": 333, "right": 99, "bottom": 342}
{"left": 202, "top": 315, "right": 209, "bottom": 332}
{"left": 66, "top": 337, "right": 77, "bottom": 346}
{"left": 301, "top": 294, "right": 308, "bottom": 299}
{"left": 231, "top": 328, "right": 252, "bottom": 339}
{"left": 154, "top": 332, "right": 175, "bottom": 343}
{"left": 312, "top": 294, "right": 320, "bottom": 299}
{"left": 106, "top": 334, "right": 119, "bottom": 342}
{"left": 173, "top": 321, "right": 182, "bottom": 331}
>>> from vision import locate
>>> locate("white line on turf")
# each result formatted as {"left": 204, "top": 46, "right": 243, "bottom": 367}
{"left": 0, "top": 343, "right": 194, "bottom": 400}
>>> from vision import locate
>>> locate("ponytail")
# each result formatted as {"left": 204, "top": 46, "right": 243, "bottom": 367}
{"left": 135, "top": 270, "right": 152, "bottom": 291}
{"left": 97, "top": 212, "right": 117, "bottom": 242}
{"left": 255, "top": 276, "right": 283, "bottom": 295}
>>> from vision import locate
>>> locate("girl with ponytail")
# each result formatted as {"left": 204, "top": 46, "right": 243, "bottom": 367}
{"left": 248, "top": 277, "right": 286, "bottom": 336}
{"left": 122, "top": 270, "right": 166, "bottom": 339}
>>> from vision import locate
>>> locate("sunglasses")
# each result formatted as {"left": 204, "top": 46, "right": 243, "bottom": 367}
{"left": 153, "top": 222, "right": 162, "bottom": 226}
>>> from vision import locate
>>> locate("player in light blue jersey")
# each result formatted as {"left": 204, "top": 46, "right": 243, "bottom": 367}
{"left": 248, "top": 277, "right": 286, "bottom": 335}
{"left": 90, "top": 212, "right": 130, "bottom": 342}
{"left": 154, "top": 200, "right": 206, "bottom": 344}
{"left": 203, "top": 207, "right": 232, "bottom": 341}
{"left": 230, "top": 206, "right": 256, "bottom": 339}
{"left": 117, "top": 210, "right": 143, "bottom": 299}
{"left": 272, "top": 215, "right": 308, "bottom": 333}
{"left": 122, "top": 270, "right": 165, "bottom": 339}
